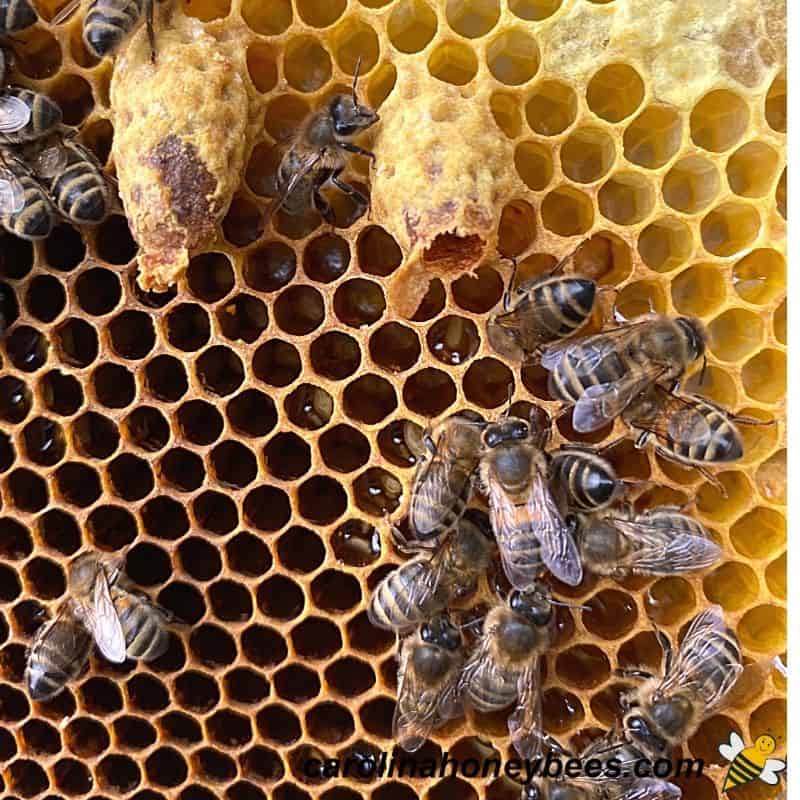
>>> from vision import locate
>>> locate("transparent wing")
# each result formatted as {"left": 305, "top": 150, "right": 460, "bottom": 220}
{"left": 540, "top": 339, "right": 577, "bottom": 371}
{"left": 532, "top": 472, "right": 583, "bottom": 586}
{"left": 508, "top": 658, "right": 543, "bottom": 760}
{"left": 611, "top": 516, "right": 721, "bottom": 575}
{"left": 0, "top": 169, "right": 25, "bottom": 214}
{"left": 619, "top": 780, "right": 682, "bottom": 800}
{"left": 84, "top": 571, "right": 127, "bottom": 663}
{"left": 761, "top": 759, "right": 787, "bottom": 784}
{"left": 271, "top": 151, "right": 321, "bottom": 217}
{"left": 659, "top": 606, "right": 742, "bottom": 708}
{"left": 718, "top": 731, "right": 745, "bottom": 761}
{"left": 0, "top": 94, "right": 32, "bottom": 134}
{"left": 625, "top": 390, "right": 714, "bottom": 448}
{"left": 34, "top": 145, "right": 68, "bottom": 179}
{"left": 572, "top": 365, "right": 666, "bottom": 433}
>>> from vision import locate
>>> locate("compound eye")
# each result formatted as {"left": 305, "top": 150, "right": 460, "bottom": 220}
{"left": 420, "top": 623, "right": 434, "bottom": 644}
{"left": 484, "top": 428, "right": 501, "bottom": 448}
{"left": 511, "top": 421, "right": 529, "bottom": 439}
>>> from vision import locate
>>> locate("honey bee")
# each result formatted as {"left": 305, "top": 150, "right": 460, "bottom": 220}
{"left": 1, "top": 0, "right": 38, "bottom": 34}
{"left": 0, "top": 86, "right": 62, "bottom": 145}
{"left": 30, "top": 135, "right": 113, "bottom": 225}
{"left": 1, "top": 149, "right": 57, "bottom": 240}
{"left": 480, "top": 411, "right": 583, "bottom": 587}
{"left": 621, "top": 385, "right": 752, "bottom": 475}
{"left": 273, "top": 58, "right": 378, "bottom": 225}
{"left": 549, "top": 444, "right": 624, "bottom": 513}
{"left": 522, "top": 776, "right": 682, "bottom": 800}
{"left": 69, "top": 552, "right": 172, "bottom": 662}
{"left": 368, "top": 510, "right": 494, "bottom": 633}
{"left": 616, "top": 605, "right": 743, "bottom": 759}
{"left": 541, "top": 315, "right": 706, "bottom": 434}
{"left": 24, "top": 602, "right": 92, "bottom": 700}
{"left": 394, "top": 615, "right": 464, "bottom": 752}
{"left": 404, "top": 410, "right": 485, "bottom": 545}
{"left": 488, "top": 251, "right": 597, "bottom": 364}
{"left": 458, "top": 585, "right": 555, "bottom": 758}
{"left": 577, "top": 505, "right": 722, "bottom": 579}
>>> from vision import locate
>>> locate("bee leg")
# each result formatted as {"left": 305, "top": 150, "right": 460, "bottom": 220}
{"left": 339, "top": 142, "right": 376, "bottom": 162}
{"left": 330, "top": 169, "right": 369, "bottom": 220}
{"left": 312, "top": 189, "right": 336, "bottom": 226}
{"left": 614, "top": 667, "right": 656, "bottom": 681}
{"left": 654, "top": 628, "right": 674, "bottom": 674}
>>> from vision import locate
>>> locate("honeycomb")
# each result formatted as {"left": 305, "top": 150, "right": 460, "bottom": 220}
{"left": 0, "top": 0, "right": 786, "bottom": 799}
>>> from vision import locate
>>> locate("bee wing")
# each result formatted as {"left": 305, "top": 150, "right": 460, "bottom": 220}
{"left": 0, "top": 170, "right": 25, "bottom": 214}
{"left": 619, "top": 780, "right": 682, "bottom": 800}
{"left": 368, "top": 556, "right": 445, "bottom": 630}
{"left": 0, "top": 94, "right": 32, "bottom": 134}
{"left": 532, "top": 472, "right": 583, "bottom": 586}
{"left": 508, "top": 657, "right": 543, "bottom": 760}
{"left": 52, "top": 0, "right": 82, "bottom": 24}
{"left": 271, "top": 151, "right": 321, "bottom": 217}
{"left": 659, "top": 605, "right": 742, "bottom": 708}
{"left": 82, "top": 571, "right": 127, "bottom": 663}
{"left": 540, "top": 339, "right": 576, "bottom": 371}
{"left": 34, "top": 145, "right": 69, "bottom": 179}
{"left": 610, "top": 516, "right": 722, "bottom": 575}
{"left": 718, "top": 731, "right": 745, "bottom": 760}
{"left": 410, "top": 451, "right": 473, "bottom": 537}
{"left": 760, "top": 759, "right": 787, "bottom": 784}
{"left": 625, "top": 390, "right": 714, "bottom": 446}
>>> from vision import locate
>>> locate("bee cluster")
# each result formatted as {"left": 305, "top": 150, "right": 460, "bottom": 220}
{"left": 370, "top": 267, "right": 758, "bottom": 798}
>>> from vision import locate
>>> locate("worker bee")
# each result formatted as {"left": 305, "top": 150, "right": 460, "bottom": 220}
{"left": 549, "top": 444, "right": 624, "bottom": 513}
{"left": 273, "top": 58, "right": 378, "bottom": 225}
{"left": 1, "top": 0, "right": 37, "bottom": 34}
{"left": 24, "top": 602, "right": 92, "bottom": 700}
{"left": 394, "top": 616, "right": 464, "bottom": 752}
{"left": 622, "top": 385, "right": 751, "bottom": 474}
{"left": 577, "top": 505, "right": 722, "bottom": 579}
{"left": 0, "top": 86, "right": 62, "bottom": 145}
{"left": 541, "top": 315, "right": 706, "bottom": 434}
{"left": 458, "top": 584, "right": 555, "bottom": 758}
{"left": 616, "top": 605, "right": 743, "bottom": 759}
{"left": 69, "top": 552, "right": 172, "bottom": 662}
{"left": 368, "top": 510, "right": 494, "bottom": 633}
{"left": 403, "top": 410, "right": 485, "bottom": 546}
{"left": 29, "top": 135, "right": 113, "bottom": 225}
{"left": 480, "top": 411, "right": 583, "bottom": 587}
{"left": 1, "top": 149, "right": 57, "bottom": 240}
{"left": 488, "top": 250, "right": 597, "bottom": 364}
{"left": 522, "top": 776, "right": 682, "bottom": 800}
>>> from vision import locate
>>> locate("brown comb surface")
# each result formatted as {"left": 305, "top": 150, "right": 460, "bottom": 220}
{"left": 0, "top": 0, "right": 785, "bottom": 799}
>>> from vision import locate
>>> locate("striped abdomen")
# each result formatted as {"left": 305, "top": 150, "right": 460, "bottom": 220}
{"left": 48, "top": 148, "right": 111, "bottom": 225}
{"left": 695, "top": 626, "right": 742, "bottom": 705}
{"left": 527, "top": 276, "right": 596, "bottom": 339}
{"left": 367, "top": 559, "right": 446, "bottom": 633}
{"left": 1, "top": 163, "right": 55, "bottom": 240}
{"left": 25, "top": 614, "right": 91, "bottom": 700}
{"left": 467, "top": 660, "right": 518, "bottom": 712}
{"left": 0, "top": 88, "right": 61, "bottom": 144}
{"left": 114, "top": 591, "right": 170, "bottom": 661}
{"left": 0, "top": 0, "right": 37, "bottom": 34}
{"left": 84, "top": 0, "right": 146, "bottom": 57}
{"left": 550, "top": 447, "right": 620, "bottom": 512}
{"left": 660, "top": 404, "right": 743, "bottom": 465}
{"left": 640, "top": 508, "right": 706, "bottom": 537}
{"left": 549, "top": 340, "right": 629, "bottom": 403}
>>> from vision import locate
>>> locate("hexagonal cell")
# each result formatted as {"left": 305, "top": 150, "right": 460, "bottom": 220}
{"left": 445, "top": 0, "right": 500, "bottom": 36}
{"left": 334, "top": 278, "right": 386, "bottom": 328}
{"left": 284, "top": 36, "right": 332, "bottom": 92}
{"left": 560, "top": 127, "right": 615, "bottom": 183}
{"left": 582, "top": 589, "right": 638, "bottom": 640}
{"left": 525, "top": 80, "right": 577, "bottom": 135}
{"left": 241, "top": 0, "right": 291, "bottom": 33}
{"left": 490, "top": 90, "right": 523, "bottom": 138}
{"left": 623, "top": 103, "right": 682, "bottom": 168}
{"left": 644, "top": 576, "right": 696, "bottom": 626}
{"left": 708, "top": 309, "right": 765, "bottom": 361}
{"left": 671, "top": 264, "right": 726, "bottom": 317}
{"left": 741, "top": 348, "right": 786, "bottom": 404}
{"left": 486, "top": 28, "right": 540, "bottom": 85}
{"left": 690, "top": 89, "right": 750, "bottom": 152}
{"left": 765, "top": 70, "right": 786, "bottom": 132}
{"left": 427, "top": 40, "right": 478, "bottom": 85}
{"left": 387, "top": 0, "right": 437, "bottom": 53}
{"left": 703, "top": 561, "right": 760, "bottom": 612}
{"left": 598, "top": 172, "right": 655, "bottom": 225}
{"left": 586, "top": 63, "right": 644, "bottom": 122}
{"left": 541, "top": 186, "right": 594, "bottom": 236}
{"left": 403, "top": 367, "right": 457, "bottom": 416}
{"left": 498, "top": 198, "right": 536, "bottom": 257}
{"left": 662, "top": 155, "right": 721, "bottom": 214}
{"left": 370, "top": 323, "right": 421, "bottom": 373}
{"left": 514, "top": 139, "right": 553, "bottom": 191}
{"left": 298, "top": 476, "right": 348, "bottom": 524}
{"left": 701, "top": 202, "right": 761, "bottom": 257}
{"left": 731, "top": 248, "right": 785, "bottom": 306}
{"left": 738, "top": 604, "right": 786, "bottom": 653}
{"left": 726, "top": 140, "right": 780, "bottom": 198}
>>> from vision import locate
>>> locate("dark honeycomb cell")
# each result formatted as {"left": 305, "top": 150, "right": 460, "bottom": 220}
{"left": 146, "top": 747, "right": 189, "bottom": 788}
{"left": 542, "top": 687, "right": 585, "bottom": 733}
{"left": 343, "top": 374, "right": 397, "bottom": 424}
{"left": 45, "top": 223, "right": 85, "bottom": 271}
{"left": 140, "top": 496, "right": 190, "bottom": 541}
{"left": 224, "top": 668, "right": 270, "bottom": 705}
{"left": 373, "top": 783, "right": 416, "bottom": 800}
{"left": 253, "top": 339, "right": 302, "bottom": 387}
{"left": 217, "top": 294, "right": 269, "bottom": 343}
{"left": 124, "top": 406, "right": 169, "bottom": 452}
{"left": 108, "top": 453, "right": 155, "bottom": 501}
{"left": 347, "top": 611, "right": 394, "bottom": 654}
{"left": 26, "top": 274, "right": 66, "bottom": 323}
{"left": 193, "top": 746, "right": 238, "bottom": 783}
{"left": 403, "top": 367, "right": 457, "bottom": 416}
{"left": 127, "top": 674, "right": 170, "bottom": 714}
{"left": 0, "top": 517, "right": 33, "bottom": 560}
{"left": 353, "top": 467, "right": 402, "bottom": 516}
{"left": 196, "top": 346, "right": 245, "bottom": 396}
{"left": 298, "top": 475, "right": 348, "bottom": 524}
{"left": 160, "top": 710, "right": 203, "bottom": 745}
{"left": 369, "top": 322, "right": 421, "bottom": 373}
{"left": 245, "top": 242, "right": 297, "bottom": 291}
{"left": 6, "top": 325, "right": 49, "bottom": 371}
{"left": 289, "top": 744, "right": 330, "bottom": 785}
{"left": 94, "top": 362, "right": 136, "bottom": 408}
{"left": 307, "top": 333, "right": 359, "bottom": 382}
{"left": 304, "top": 233, "right": 351, "bottom": 282}
{"left": 427, "top": 315, "right": 480, "bottom": 365}
{"left": 357, "top": 226, "right": 402, "bottom": 276}
{"left": 20, "top": 417, "right": 65, "bottom": 466}
{"left": 0, "top": 725, "right": 17, "bottom": 760}
{"left": 145, "top": 355, "right": 188, "bottom": 402}
{"left": 190, "top": 624, "right": 238, "bottom": 667}
{"left": 38, "top": 509, "right": 82, "bottom": 555}
{"left": 0, "top": 430, "right": 13, "bottom": 471}
{"left": 274, "top": 663, "right": 321, "bottom": 703}
{"left": 0, "top": 375, "right": 32, "bottom": 422}
{"left": 311, "top": 570, "right": 361, "bottom": 613}
{"left": 75, "top": 267, "right": 122, "bottom": 317}
{"left": 72, "top": 411, "right": 120, "bottom": 459}
{"left": 125, "top": 542, "right": 172, "bottom": 586}
{"left": 307, "top": 702, "right": 355, "bottom": 744}
{"left": 291, "top": 617, "right": 343, "bottom": 660}
{"left": 262, "top": 432, "right": 311, "bottom": 481}
{"left": 222, "top": 194, "right": 265, "bottom": 246}
{"left": 319, "top": 424, "right": 370, "bottom": 473}
{"left": 411, "top": 277, "right": 447, "bottom": 321}
{"left": 256, "top": 575, "right": 305, "bottom": 621}
{"left": 452, "top": 266, "right": 505, "bottom": 313}
{"left": 240, "top": 746, "right": 284, "bottom": 784}
{"left": 0, "top": 684, "right": 30, "bottom": 722}
{"left": 131, "top": 271, "right": 179, "bottom": 309}
{"left": 359, "top": 695, "right": 395, "bottom": 738}
{"left": 81, "top": 677, "right": 124, "bottom": 715}
{"left": 210, "top": 441, "right": 257, "bottom": 488}
{"left": 7, "top": 467, "right": 49, "bottom": 511}
{"left": 1, "top": 233, "right": 34, "bottom": 279}
{"left": 95, "top": 215, "right": 138, "bottom": 264}
{"left": 336, "top": 740, "right": 383, "bottom": 784}
{"left": 242, "top": 624, "right": 288, "bottom": 668}
{"left": 277, "top": 526, "right": 326, "bottom": 573}
{"left": 166, "top": 303, "right": 212, "bottom": 352}
{"left": 2, "top": 641, "right": 27, "bottom": 682}
{"left": 7, "top": 758, "right": 50, "bottom": 797}
{"left": 182, "top": 786, "right": 221, "bottom": 800}
{"left": 97, "top": 753, "right": 142, "bottom": 793}
{"left": 24, "top": 556, "right": 66, "bottom": 599}
{"left": 244, "top": 485, "right": 290, "bottom": 532}
{"left": 376, "top": 420, "right": 422, "bottom": 468}
{"left": 209, "top": 579, "right": 254, "bottom": 622}
{"left": 187, "top": 252, "right": 235, "bottom": 302}
{"left": 161, "top": 448, "right": 205, "bottom": 492}
{"left": 113, "top": 715, "right": 157, "bottom": 751}
{"left": 179, "top": 537, "right": 222, "bottom": 582}
{"left": 333, "top": 278, "right": 386, "bottom": 327}
{"left": 224, "top": 390, "right": 276, "bottom": 441}
{"left": 109, "top": 310, "right": 156, "bottom": 360}
{"left": 583, "top": 589, "right": 639, "bottom": 639}
{"left": 331, "top": 519, "right": 381, "bottom": 566}
{"left": 12, "top": 599, "right": 46, "bottom": 636}
{"left": 223, "top": 531, "right": 271, "bottom": 578}
{"left": 463, "top": 358, "right": 514, "bottom": 408}
{"left": 174, "top": 399, "right": 222, "bottom": 446}
{"left": 274, "top": 285, "right": 325, "bottom": 335}
{"left": 285, "top": 383, "right": 334, "bottom": 430}
{"left": 87, "top": 505, "right": 137, "bottom": 550}
{"left": 325, "top": 656, "right": 375, "bottom": 697}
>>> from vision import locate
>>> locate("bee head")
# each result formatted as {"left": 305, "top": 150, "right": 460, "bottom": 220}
{"left": 68, "top": 552, "right": 101, "bottom": 590}
{"left": 483, "top": 418, "right": 529, "bottom": 448}
{"left": 676, "top": 317, "right": 707, "bottom": 361}
{"left": 420, "top": 616, "right": 461, "bottom": 651}
{"left": 510, "top": 587, "right": 553, "bottom": 626}
{"left": 627, "top": 714, "right": 668, "bottom": 754}
{"left": 330, "top": 58, "right": 379, "bottom": 137}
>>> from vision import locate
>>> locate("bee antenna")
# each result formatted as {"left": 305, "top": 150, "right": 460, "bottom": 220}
{"left": 699, "top": 354, "right": 708, "bottom": 387}
{"left": 549, "top": 599, "right": 590, "bottom": 612}
{"left": 352, "top": 56, "right": 362, "bottom": 102}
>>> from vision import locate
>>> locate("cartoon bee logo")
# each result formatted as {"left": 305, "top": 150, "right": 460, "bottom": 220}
{"left": 719, "top": 732, "right": 786, "bottom": 792}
